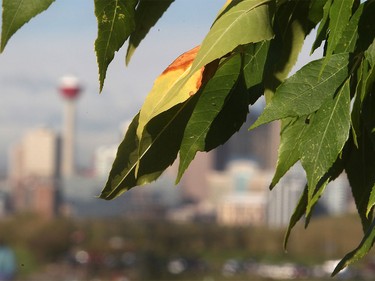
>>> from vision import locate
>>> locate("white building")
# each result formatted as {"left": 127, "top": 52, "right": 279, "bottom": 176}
{"left": 321, "top": 174, "right": 350, "bottom": 216}
{"left": 94, "top": 144, "right": 118, "bottom": 178}
{"left": 217, "top": 193, "right": 266, "bottom": 226}
{"left": 9, "top": 127, "right": 59, "bottom": 179}
{"left": 8, "top": 127, "right": 61, "bottom": 218}
{"left": 208, "top": 160, "right": 270, "bottom": 226}
{"left": 267, "top": 165, "right": 305, "bottom": 228}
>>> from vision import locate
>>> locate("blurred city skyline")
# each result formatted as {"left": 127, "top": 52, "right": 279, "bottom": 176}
{"left": 0, "top": 0, "right": 225, "bottom": 172}
{"left": 0, "top": 0, "right": 323, "bottom": 175}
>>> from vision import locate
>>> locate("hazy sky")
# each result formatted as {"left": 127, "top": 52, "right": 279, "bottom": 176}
{"left": 0, "top": 0, "right": 226, "bottom": 171}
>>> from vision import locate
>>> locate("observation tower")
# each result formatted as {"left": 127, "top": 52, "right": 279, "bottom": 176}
{"left": 59, "top": 75, "right": 81, "bottom": 178}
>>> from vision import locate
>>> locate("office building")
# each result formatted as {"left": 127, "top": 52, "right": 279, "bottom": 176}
{"left": 8, "top": 127, "right": 61, "bottom": 218}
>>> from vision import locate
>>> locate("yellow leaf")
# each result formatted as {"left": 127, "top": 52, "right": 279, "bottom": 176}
{"left": 136, "top": 45, "right": 204, "bottom": 140}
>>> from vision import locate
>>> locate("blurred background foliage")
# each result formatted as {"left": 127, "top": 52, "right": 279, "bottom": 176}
{"left": 0, "top": 213, "right": 370, "bottom": 280}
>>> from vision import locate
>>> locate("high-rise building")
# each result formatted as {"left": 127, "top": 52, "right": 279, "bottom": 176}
{"left": 8, "top": 127, "right": 61, "bottom": 218}
{"left": 266, "top": 165, "right": 305, "bottom": 228}
{"left": 214, "top": 112, "right": 280, "bottom": 171}
{"left": 178, "top": 110, "right": 280, "bottom": 205}
{"left": 214, "top": 160, "right": 270, "bottom": 226}
{"left": 178, "top": 151, "right": 214, "bottom": 202}
{"left": 321, "top": 174, "right": 350, "bottom": 216}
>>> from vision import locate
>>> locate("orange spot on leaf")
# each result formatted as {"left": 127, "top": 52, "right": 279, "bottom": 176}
{"left": 162, "top": 45, "right": 201, "bottom": 75}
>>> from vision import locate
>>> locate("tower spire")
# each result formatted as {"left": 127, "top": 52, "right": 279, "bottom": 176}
{"left": 59, "top": 75, "right": 81, "bottom": 178}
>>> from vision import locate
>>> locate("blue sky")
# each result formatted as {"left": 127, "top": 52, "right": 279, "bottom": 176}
{"left": 0, "top": 0, "right": 225, "bottom": 171}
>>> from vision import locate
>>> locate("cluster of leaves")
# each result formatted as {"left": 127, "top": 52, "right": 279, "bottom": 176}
{"left": 1, "top": 0, "right": 375, "bottom": 275}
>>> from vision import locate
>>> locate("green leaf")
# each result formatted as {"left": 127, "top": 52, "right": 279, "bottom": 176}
{"left": 263, "top": 0, "right": 315, "bottom": 101}
{"left": 334, "top": 3, "right": 364, "bottom": 54}
{"left": 1, "top": 0, "right": 55, "bottom": 52}
{"left": 100, "top": 114, "right": 140, "bottom": 199}
{"left": 126, "top": 0, "right": 174, "bottom": 65}
{"left": 351, "top": 61, "right": 364, "bottom": 147}
{"left": 325, "top": 0, "right": 355, "bottom": 57}
{"left": 305, "top": 153, "right": 345, "bottom": 219}
{"left": 136, "top": 0, "right": 274, "bottom": 141}
{"left": 270, "top": 117, "right": 308, "bottom": 189}
{"left": 311, "top": 0, "right": 331, "bottom": 54}
{"left": 243, "top": 41, "right": 270, "bottom": 89}
{"left": 300, "top": 79, "right": 351, "bottom": 207}
{"left": 363, "top": 92, "right": 375, "bottom": 214}
{"left": 251, "top": 53, "right": 349, "bottom": 129}
{"left": 94, "top": 0, "right": 138, "bottom": 92}
{"left": 345, "top": 125, "right": 375, "bottom": 232}
{"left": 177, "top": 54, "right": 242, "bottom": 182}
{"left": 284, "top": 155, "right": 345, "bottom": 249}
{"left": 284, "top": 186, "right": 308, "bottom": 250}
{"left": 101, "top": 98, "right": 198, "bottom": 200}
{"left": 357, "top": 1, "right": 375, "bottom": 53}
{"left": 368, "top": 187, "right": 375, "bottom": 218}
{"left": 357, "top": 41, "right": 375, "bottom": 104}
{"left": 364, "top": 40, "right": 375, "bottom": 94}
{"left": 333, "top": 219, "right": 375, "bottom": 276}
{"left": 308, "top": 0, "right": 327, "bottom": 25}
{"left": 352, "top": 56, "right": 372, "bottom": 144}
{"left": 204, "top": 73, "right": 249, "bottom": 151}
{"left": 366, "top": 39, "right": 375, "bottom": 67}
{"left": 191, "top": 0, "right": 274, "bottom": 74}
{"left": 352, "top": 42, "right": 375, "bottom": 144}
{"left": 357, "top": 59, "right": 372, "bottom": 103}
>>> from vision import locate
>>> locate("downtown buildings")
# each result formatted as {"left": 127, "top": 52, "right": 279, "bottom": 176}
{"left": 4, "top": 76, "right": 81, "bottom": 218}
{"left": 3, "top": 96, "right": 354, "bottom": 226}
